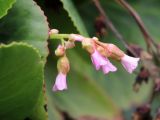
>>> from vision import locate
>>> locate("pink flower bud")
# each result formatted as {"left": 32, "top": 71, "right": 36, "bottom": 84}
{"left": 55, "top": 45, "right": 65, "bottom": 57}
{"left": 53, "top": 72, "right": 67, "bottom": 91}
{"left": 69, "top": 34, "right": 84, "bottom": 42}
{"left": 107, "top": 44, "right": 124, "bottom": 60}
{"left": 92, "top": 37, "right": 99, "bottom": 41}
{"left": 93, "top": 40, "right": 124, "bottom": 60}
{"left": 121, "top": 54, "right": 140, "bottom": 73}
{"left": 65, "top": 41, "right": 75, "bottom": 49}
{"left": 49, "top": 29, "right": 59, "bottom": 35}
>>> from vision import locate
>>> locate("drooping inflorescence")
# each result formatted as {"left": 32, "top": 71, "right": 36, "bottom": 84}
{"left": 49, "top": 29, "right": 140, "bottom": 92}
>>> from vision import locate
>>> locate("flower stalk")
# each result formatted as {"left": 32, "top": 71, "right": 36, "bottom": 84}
{"left": 49, "top": 29, "right": 140, "bottom": 91}
{"left": 50, "top": 33, "right": 69, "bottom": 40}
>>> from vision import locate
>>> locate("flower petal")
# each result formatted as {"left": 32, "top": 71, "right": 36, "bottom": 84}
{"left": 102, "top": 59, "right": 117, "bottom": 74}
{"left": 121, "top": 54, "right": 140, "bottom": 73}
{"left": 53, "top": 72, "right": 67, "bottom": 91}
{"left": 91, "top": 50, "right": 107, "bottom": 70}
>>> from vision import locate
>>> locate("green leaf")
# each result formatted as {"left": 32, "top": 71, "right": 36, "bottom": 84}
{"left": 60, "top": 0, "right": 89, "bottom": 37}
{"left": 47, "top": 92, "right": 64, "bottom": 120}
{"left": 0, "top": 42, "right": 44, "bottom": 119}
{"left": 29, "top": 91, "right": 48, "bottom": 120}
{"left": 29, "top": 83, "right": 63, "bottom": 120}
{"left": 0, "top": 0, "right": 49, "bottom": 59}
{"left": 0, "top": 0, "right": 16, "bottom": 19}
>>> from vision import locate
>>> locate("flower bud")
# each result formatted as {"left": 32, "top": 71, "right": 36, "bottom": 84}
{"left": 96, "top": 45, "right": 109, "bottom": 57}
{"left": 57, "top": 56, "right": 70, "bottom": 74}
{"left": 82, "top": 38, "right": 94, "bottom": 54}
{"left": 55, "top": 45, "right": 65, "bottom": 57}
{"left": 107, "top": 44, "right": 124, "bottom": 61}
{"left": 92, "top": 37, "right": 99, "bottom": 41}
{"left": 94, "top": 40, "right": 124, "bottom": 60}
{"left": 49, "top": 29, "right": 59, "bottom": 35}
{"left": 65, "top": 41, "right": 75, "bottom": 49}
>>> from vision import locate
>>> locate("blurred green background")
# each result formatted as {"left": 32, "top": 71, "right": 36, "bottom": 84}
{"left": 0, "top": 0, "right": 160, "bottom": 119}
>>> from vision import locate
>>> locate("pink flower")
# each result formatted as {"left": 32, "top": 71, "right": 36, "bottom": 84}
{"left": 102, "top": 60, "right": 117, "bottom": 74}
{"left": 91, "top": 50, "right": 117, "bottom": 73}
{"left": 121, "top": 54, "right": 140, "bottom": 73}
{"left": 53, "top": 72, "right": 67, "bottom": 91}
{"left": 91, "top": 50, "right": 107, "bottom": 70}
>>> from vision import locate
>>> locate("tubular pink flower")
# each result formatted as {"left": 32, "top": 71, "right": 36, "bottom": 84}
{"left": 53, "top": 72, "right": 67, "bottom": 91}
{"left": 102, "top": 59, "right": 117, "bottom": 74}
{"left": 91, "top": 50, "right": 107, "bottom": 70}
{"left": 91, "top": 50, "right": 117, "bottom": 74}
{"left": 70, "top": 34, "right": 84, "bottom": 42}
{"left": 121, "top": 54, "right": 140, "bottom": 73}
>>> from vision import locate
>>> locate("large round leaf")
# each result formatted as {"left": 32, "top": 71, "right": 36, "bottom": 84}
{"left": 0, "top": 42, "right": 43, "bottom": 120}
{"left": 0, "top": 0, "right": 49, "bottom": 59}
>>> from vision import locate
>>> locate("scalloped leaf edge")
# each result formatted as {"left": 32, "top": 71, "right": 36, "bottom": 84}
{"left": 0, "top": 0, "right": 17, "bottom": 19}
{"left": 60, "top": 0, "right": 89, "bottom": 37}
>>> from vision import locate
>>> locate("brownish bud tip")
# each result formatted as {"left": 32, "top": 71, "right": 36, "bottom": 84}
{"left": 96, "top": 45, "right": 109, "bottom": 57}
{"left": 49, "top": 29, "right": 59, "bottom": 35}
{"left": 57, "top": 56, "right": 70, "bottom": 74}
{"left": 65, "top": 41, "right": 75, "bottom": 49}
{"left": 55, "top": 45, "right": 65, "bottom": 57}
{"left": 82, "top": 38, "right": 94, "bottom": 54}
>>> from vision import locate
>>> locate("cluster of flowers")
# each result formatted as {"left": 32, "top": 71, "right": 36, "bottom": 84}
{"left": 50, "top": 29, "right": 140, "bottom": 92}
